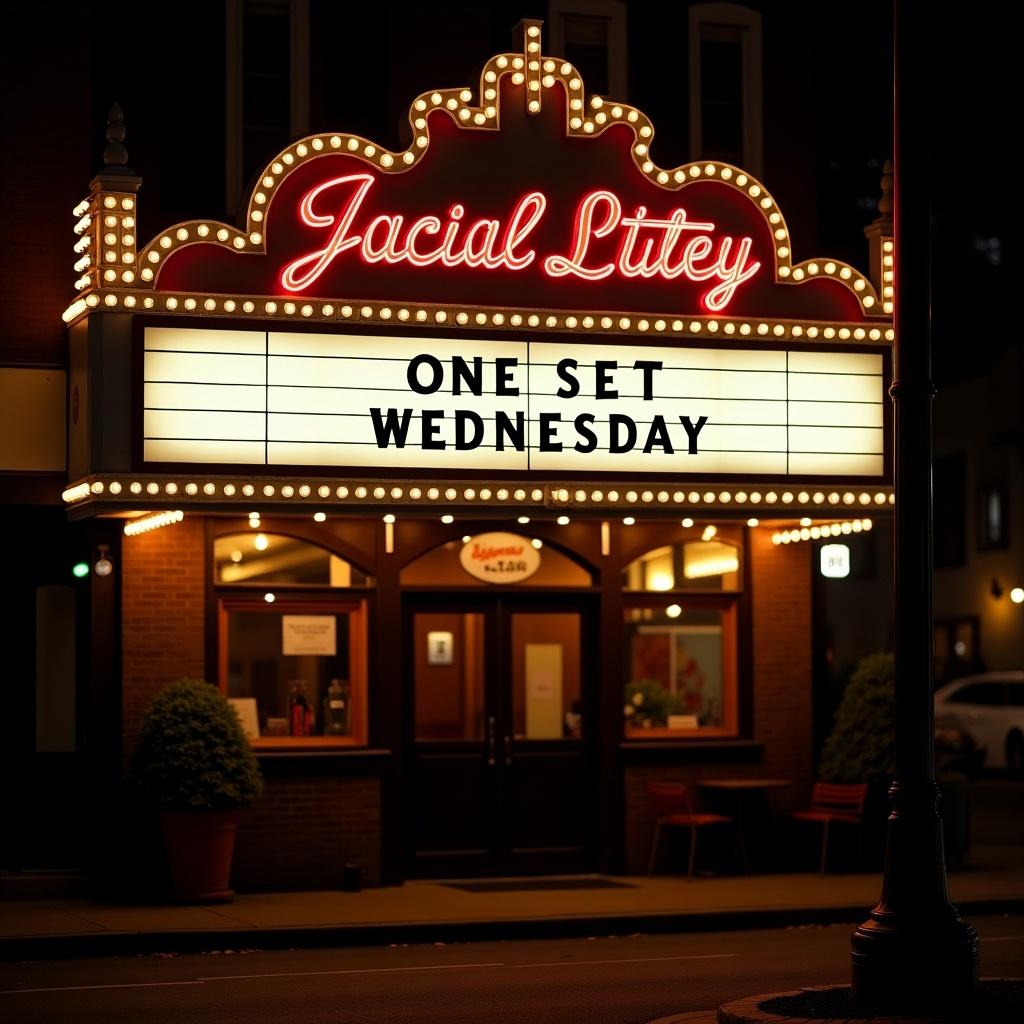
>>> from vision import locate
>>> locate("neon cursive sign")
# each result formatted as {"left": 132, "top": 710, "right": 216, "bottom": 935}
{"left": 280, "top": 173, "right": 761, "bottom": 311}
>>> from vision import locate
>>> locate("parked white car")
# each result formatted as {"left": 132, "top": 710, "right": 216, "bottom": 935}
{"left": 934, "top": 672, "right": 1024, "bottom": 774}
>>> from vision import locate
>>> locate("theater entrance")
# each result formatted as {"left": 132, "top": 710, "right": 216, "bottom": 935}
{"left": 404, "top": 593, "right": 596, "bottom": 877}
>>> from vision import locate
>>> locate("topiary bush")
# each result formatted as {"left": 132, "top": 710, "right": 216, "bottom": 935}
{"left": 818, "top": 652, "right": 895, "bottom": 784}
{"left": 133, "top": 679, "right": 263, "bottom": 811}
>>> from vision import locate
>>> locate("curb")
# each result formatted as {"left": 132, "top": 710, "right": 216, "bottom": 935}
{"left": 3, "top": 897, "right": 1022, "bottom": 962}
{"left": 715, "top": 979, "right": 1023, "bottom": 1024}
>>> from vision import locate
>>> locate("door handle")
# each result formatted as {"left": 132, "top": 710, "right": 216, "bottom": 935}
{"left": 487, "top": 716, "right": 496, "bottom": 766}
{"left": 504, "top": 734, "right": 512, "bottom": 766}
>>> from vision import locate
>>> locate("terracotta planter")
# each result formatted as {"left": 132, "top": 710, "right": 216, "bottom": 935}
{"left": 159, "top": 809, "right": 240, "bottom": 902}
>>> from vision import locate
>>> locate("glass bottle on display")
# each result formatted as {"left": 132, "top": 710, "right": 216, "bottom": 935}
{"left": 289, "top": 680, "right": 312, "bottom": 736}
{"left": 324, "top": 678, "right": 350, "bottom": 735}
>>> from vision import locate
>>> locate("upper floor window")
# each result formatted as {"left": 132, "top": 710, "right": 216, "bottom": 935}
{"left": 226, "top": 0, "right": 310, "bottom": 215}
{"left": 688, "top": 3, "right": 763, "bottom": 175}
{"left": 977, "top": 483, "right": 1009, "bottom": 551}
{"left": 550, "top": 0, "right": 628, "bottom": 98}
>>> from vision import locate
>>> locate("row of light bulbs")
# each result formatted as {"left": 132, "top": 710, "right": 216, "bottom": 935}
{"left": 124, "top": 507, "right": 797, "bottom": 540}
{"left": 771, "top": 519, "right": 873, "bottom": 544}
{"left": 63, "top": 283, "right": 894, "bottom": 341}
{"left": 65, "top": 477, "right": 895, "bottom": 509}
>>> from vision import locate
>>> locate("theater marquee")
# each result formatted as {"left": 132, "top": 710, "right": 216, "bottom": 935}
{"left": 144, "top": 327, "right": 884, "bottom": 478}
{"left": 63, "top": 19, "right": 894, "bottom": 515}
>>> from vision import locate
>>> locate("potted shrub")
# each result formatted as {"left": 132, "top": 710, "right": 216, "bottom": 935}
{"left": 818, "top": 652, "right": 970, "bottom": 868}
{"left": 133, "top": 678, "right": 263, "bottom": 902}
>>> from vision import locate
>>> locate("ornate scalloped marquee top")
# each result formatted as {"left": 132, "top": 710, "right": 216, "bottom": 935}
{"left": 67, "top": 20, "right": 892, "bottom": 339}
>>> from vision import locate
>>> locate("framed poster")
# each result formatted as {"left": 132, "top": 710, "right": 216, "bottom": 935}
{"left": 282, "top": 615, "right": 337, "bottom": 656}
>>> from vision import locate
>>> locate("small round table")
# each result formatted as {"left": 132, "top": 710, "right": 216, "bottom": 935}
{"left": 697, "top": 778, "right": 793, "bottom": 872}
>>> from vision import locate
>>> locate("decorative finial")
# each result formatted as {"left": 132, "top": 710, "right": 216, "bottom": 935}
{"left": 512, "top": 20, "right": 545, "bottom": 117}
{"left": 876, "top": 158, "right": 893, "bottom": 223}
{"left": 103, "top": 101, "right": 130, "bottom": 171}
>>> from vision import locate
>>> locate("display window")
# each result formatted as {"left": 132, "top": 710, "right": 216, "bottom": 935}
{"left": 213, "top": 531, "right": 371, "bottom": 749}
{"left": 622, "top": 528, "right": 741, "bottom": 739}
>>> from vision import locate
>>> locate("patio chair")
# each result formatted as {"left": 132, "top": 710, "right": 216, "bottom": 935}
{"left": 646, "top": 782, "right": 732, "bottom": 878}
{"left": 790, "top": 781, "right": 868, "bottom": 874}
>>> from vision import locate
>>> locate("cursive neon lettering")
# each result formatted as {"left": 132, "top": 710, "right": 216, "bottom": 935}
{"left": 544, "top": 190, "right": 620, "bottom": 280}
{"left": 279, "top": 174, "right": 761, "bottom": 310}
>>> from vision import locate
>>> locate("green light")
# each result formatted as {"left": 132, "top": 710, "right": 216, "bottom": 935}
{"left": 72, "top": 562, "right": 90, "bottom": 578}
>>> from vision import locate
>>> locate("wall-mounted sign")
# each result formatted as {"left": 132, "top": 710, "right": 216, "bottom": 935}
{"left": 426, "top": 631, "right": 455, "bottom": 665}
{"left": 820, "top": 543, "right": 851, "bottom": 579}
{"left": 143, "top": 327, "right": 885, "bottom": 478}
{"left": 459, "top": 532, "right": 541, "bottom": 584}
{"left": 282, "top": 615, "right": 337, "bottom": 655}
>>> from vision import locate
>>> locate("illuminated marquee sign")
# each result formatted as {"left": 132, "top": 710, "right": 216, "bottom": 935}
{"left": 96, "top": 24, "right": 888, "bottom": 328}
{"left": 63, "top": 20, "right": 895, "bottom": 507}
{"left": 143, "top": 327, "right": 884, "bottom": 477}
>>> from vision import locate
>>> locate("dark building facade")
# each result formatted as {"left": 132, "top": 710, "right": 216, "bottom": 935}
{"left": 2, "top": 2, "right": 901, "bottom": 890}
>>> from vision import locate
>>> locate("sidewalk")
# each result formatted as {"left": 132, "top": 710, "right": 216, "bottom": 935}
{"left": 3, "top": 845, "right": 1022, "bottom": 960}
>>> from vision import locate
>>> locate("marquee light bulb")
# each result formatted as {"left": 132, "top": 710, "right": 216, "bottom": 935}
{"left": 1011, "top": 587, "right": 1024, "bottom": 605}
{"left": 557, "top": 515, "right": 570, "bottom": 525}
{"left": 254, "top": 534, "right": 269, "bottom": 551}
{"left": 441, "top": 514, "right": 454, "bottom": 524}
{"left": 264, "top": 592, "right": 275, "bottom": 603}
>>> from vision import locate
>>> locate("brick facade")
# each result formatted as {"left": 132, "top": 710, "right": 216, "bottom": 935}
{"left": 624, "top": 533, "right": 813, "bottom": 873}
{"left": 121, "top": 516, "right": 383, "bottom": 890}
{"left": 124, "top": 515, "right": 814, "bottom": 886}
{"left": 122, "top": 517, "right": 207, "bottom": 750}
{"left": 234, "top": 775, "right": 381, "bottom": 890}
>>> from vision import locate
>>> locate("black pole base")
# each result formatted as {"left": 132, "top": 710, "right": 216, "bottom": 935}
{"left": 850, "top": 782, "right": 979, "bottom": 1008}
{"left": 851, "top": 907, "right": 979, "bottom": 1007}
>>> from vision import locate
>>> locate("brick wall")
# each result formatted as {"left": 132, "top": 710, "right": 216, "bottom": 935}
{"left": 624, "top": 532, "right": 813, "bottom": 872}
{"left": 749, "top": 529, "right": 814, "bottom": 793}
{"left": 234, "top": 776, "right": 381, "bottom": 890}
{"left": 121, "top": 516, "right": 383, "bottom": 889}
{"left": 122, "top": 517, "right": 207, "bottom": 750}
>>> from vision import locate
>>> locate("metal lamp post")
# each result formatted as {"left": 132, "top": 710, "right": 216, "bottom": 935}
{"left": 850, "top": 1, "right": 979, "bottom": 1004}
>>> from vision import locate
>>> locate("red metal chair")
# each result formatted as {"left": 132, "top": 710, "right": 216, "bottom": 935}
{"left": 646, "top": 782, "right": 732, "bottom": 878}
{"left": 790, "top": 782, "right": 868, "bottom": 874}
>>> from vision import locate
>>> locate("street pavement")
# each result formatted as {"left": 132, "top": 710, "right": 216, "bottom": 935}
{"left": 1, "top": 914, "right": 1021, "bottom": 1024}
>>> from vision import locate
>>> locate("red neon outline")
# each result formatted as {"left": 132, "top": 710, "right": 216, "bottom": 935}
{"left": 279, "top": 173, "right": 761, "bottom": 311}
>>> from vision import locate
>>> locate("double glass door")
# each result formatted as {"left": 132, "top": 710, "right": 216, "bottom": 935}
{"left": 406, "top": 595, "right": 592, "bottom": 877}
